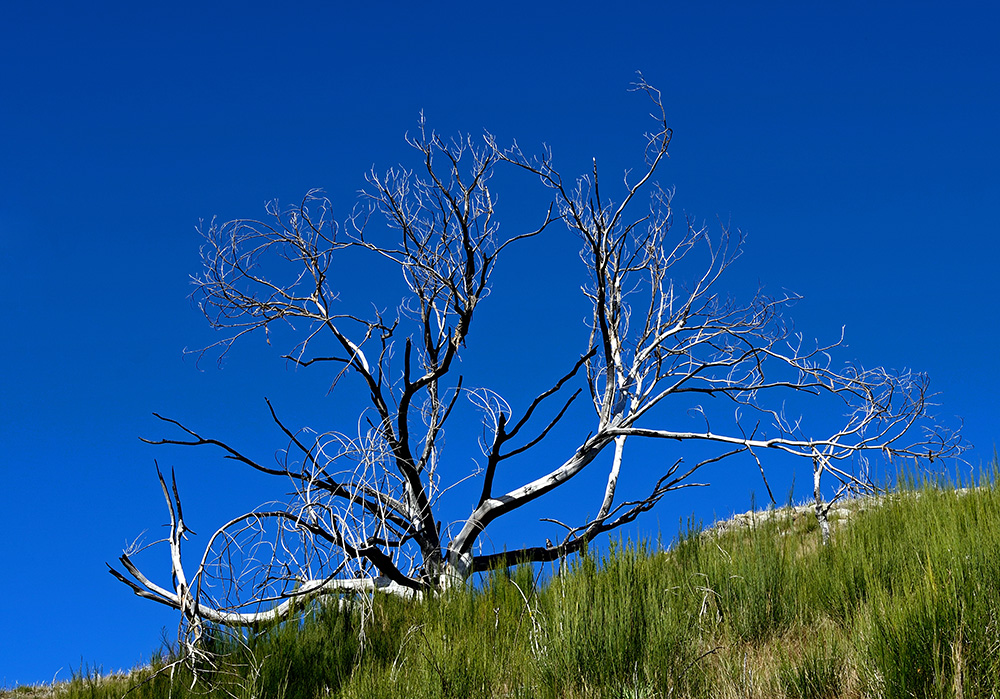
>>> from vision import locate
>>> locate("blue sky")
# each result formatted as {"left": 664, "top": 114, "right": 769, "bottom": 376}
{"left": 2, "top": 1, "right": 998, "bottom": 688}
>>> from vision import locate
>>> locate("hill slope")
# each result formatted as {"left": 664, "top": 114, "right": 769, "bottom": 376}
{"left": 6, "top": 478, "right": 1000, "bottom": 698}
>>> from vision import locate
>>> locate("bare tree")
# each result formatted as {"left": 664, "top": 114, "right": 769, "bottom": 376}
{"left": 110, "top": 76, "right": 960, "bottom": 651}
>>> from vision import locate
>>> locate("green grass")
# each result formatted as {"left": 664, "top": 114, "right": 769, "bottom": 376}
{"left": 9, "top": 469, "right": 1000, "bottom": 698}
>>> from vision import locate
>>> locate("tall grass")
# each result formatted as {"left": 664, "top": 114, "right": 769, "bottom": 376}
{"left": 11, "top": 466, "right": 1000, "bottom": 698}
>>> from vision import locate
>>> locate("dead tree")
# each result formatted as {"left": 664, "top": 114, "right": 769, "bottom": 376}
{"left": 110, "top": 76, "right": 961, "bottom": 645}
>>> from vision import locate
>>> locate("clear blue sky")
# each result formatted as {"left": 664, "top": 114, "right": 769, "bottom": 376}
{"left": 2, "top": 1, "right": 997, "bottom": 688}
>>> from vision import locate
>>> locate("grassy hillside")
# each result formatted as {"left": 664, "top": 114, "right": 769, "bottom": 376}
{"left": 8, "top": 471, "right": 1000, "bottom": 699}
